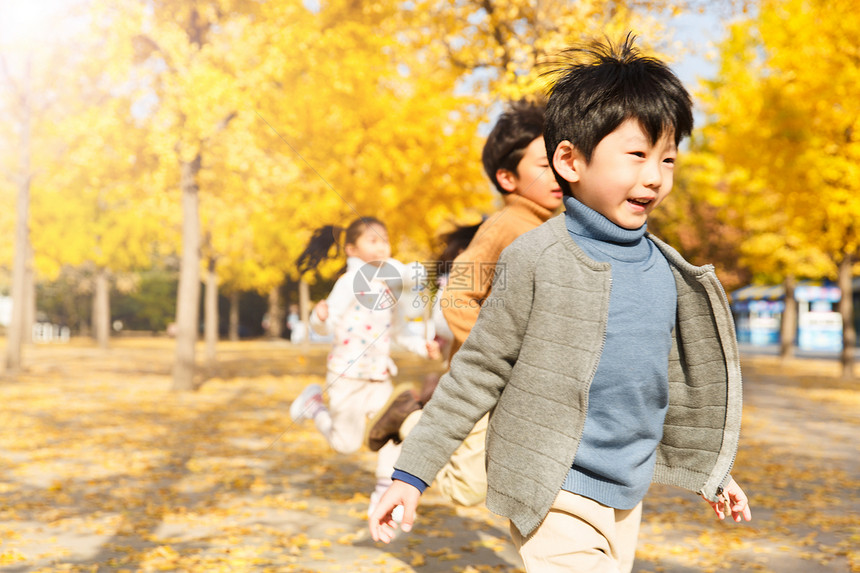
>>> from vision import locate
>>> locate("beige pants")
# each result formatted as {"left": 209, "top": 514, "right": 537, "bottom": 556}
{"left": 320, "top": 372, "right": 400, "bottom": 484}
{"left": 510, "top": 490, "right": 642, "bottom": 573}
{"left": 401, "top": 411, "right": 488, "bottom": 507}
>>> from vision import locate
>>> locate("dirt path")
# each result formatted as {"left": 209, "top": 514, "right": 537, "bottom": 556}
{"left": 634, "top": 355, "right": 859, "bottom": 573}
{"left": 0, "top": 340, "right": 857, "bottom": 572}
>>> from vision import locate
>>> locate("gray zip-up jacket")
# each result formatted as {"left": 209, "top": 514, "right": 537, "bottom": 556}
{"left": 396, "top": 215, "right": 743, "bottom": 537}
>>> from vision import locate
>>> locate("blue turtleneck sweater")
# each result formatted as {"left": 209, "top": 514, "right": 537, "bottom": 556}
{"left": 562, "top": 195, "right": 677, "bottom": 510}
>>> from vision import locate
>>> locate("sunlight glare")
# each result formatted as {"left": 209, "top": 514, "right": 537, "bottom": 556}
{"left": 0, "top": 0, "right": 74, "bottom": 49}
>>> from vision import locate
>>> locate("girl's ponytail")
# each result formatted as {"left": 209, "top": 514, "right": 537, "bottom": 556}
{"left": 296, "top": 225, "right": 344, "bottom": 276}
{"left": 296, "top": 216, "right": 387, "bottom": 276}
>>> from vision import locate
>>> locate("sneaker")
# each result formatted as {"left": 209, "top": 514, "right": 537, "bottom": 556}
{"left": 290, "top": 384, "right": 323, "bottom": 422}
{"left": 365, "top": 383, "right": 421, "bottom": 452}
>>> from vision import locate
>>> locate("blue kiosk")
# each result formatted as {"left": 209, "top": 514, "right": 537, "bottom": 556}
{"left": 730, "top": 280, "right": 842, "bottom": 351}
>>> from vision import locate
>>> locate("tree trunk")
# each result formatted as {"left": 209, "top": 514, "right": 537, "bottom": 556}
{"left": 93, "top": 268, "right": 110, "bottom": 349}
{"left": 779, "top": 274, "right": 796, "bottom": 361}
{"left": 228, "top": 291, "right": 239, "bottom": 341}
{"left": 5, "top": 61, "right": 31, "bottom": 374}
{"left": 23, "top": 245, "right": 35, "bottom": 346}
{"left": 266, "top": 286, "right": 283, "bottom": 339}
{"left": 172, "top": 154, "right": 202, "bottom": 391}
{"left": 204, "top": 257, "right": 218, "bottom": 368}
{"left": 838, "top": 254, "right": 855, "bottom": 379}
{"left": 6, "top": 184, "right": 28, "bottom": 372}
{"left": 299, "top": 279, "right": 311, "bottom": 348}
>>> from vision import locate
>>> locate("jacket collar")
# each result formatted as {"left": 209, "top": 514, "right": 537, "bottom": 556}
{"left": 503, "top": 193, "right": 557, "bottom": 223}
{"left": 546, "top": 215, "right": 714, "bottom": 277}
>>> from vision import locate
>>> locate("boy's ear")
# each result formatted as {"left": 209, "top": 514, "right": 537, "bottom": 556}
{"left": 344, "top": 244, "right": 356, "bottom": 258}
{"left": 553, "top": 140, "right": 581, "bottom": 183}
{"left": 495, "top": 168, "right": 520, "bottom": 193}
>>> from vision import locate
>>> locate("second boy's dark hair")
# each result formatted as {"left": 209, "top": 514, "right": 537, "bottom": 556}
{"left": 544, "top": 34, "right": 694, "bottom": 194}
{"left": 482, "top": 98, "right": 546, "bottom": 194}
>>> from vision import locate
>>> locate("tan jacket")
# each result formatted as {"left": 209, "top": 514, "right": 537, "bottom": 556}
{"left": 440, "top": 194, "right": 555, "bottom": 358}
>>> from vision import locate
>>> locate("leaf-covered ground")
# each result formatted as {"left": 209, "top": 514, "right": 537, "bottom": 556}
{"left": 0, "top": 338, "right": 857, "bottom": 572}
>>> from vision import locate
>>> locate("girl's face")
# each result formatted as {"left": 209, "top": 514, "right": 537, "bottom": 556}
{"left": 344, "top": 224, "right": 391, "bottom": 265}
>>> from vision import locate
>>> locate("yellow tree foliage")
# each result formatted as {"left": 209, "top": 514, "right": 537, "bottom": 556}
{"left": 1, "top": 1, "right": 174, "bottom": 350}
{"left": 97, "top": 0, "right": 267, "bottom": 389}
{"left": 699, "top": 0, "right": 860, "bottom": 375}
{"left": 697, "top": 21, "right": 830, "bottom": 283}
{"left": 647, "top": 150, "right": 751, "bottom": 290}
{"left": 3, "top": 0, "right": 738, "bottom": 375}
{"left": 406, "top": 0, "right": 688, "bottom": 101}
{"left": 32, "top": 93, "right": 168, "bottom": 281}
{"left": 0, "top": 117, "right": 15, "bottom": 274}
{"left": 0, "top": 0, "right": 93, "bottom": 368}
{"left": 37, "top": 76, "right": 170, "bottom": 346}
{"left": 254, "top": 0, "right": 489, "bottom": 284}
{"left": 261, "top": 0, "right": 711, "bottom": 287}
{"left": 757, "top": 0, "right": 860, "bottom": 259}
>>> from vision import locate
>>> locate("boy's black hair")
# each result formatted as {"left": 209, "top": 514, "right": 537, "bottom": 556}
{"left": 544, "top": 34, "right": 694, "bottom": 194}
{"left": 482, "top": 98, "right": 546, "bottom": 194}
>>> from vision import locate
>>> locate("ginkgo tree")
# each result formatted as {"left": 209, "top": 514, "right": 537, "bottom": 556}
{"left": 197, "top": 111, "right": 306, "bottom": 359}
{"left": 0, "top": 0, "right": 754, "bottom": 387}
{"left": 104, "top": 0, "right": 266, "bottom": 390}
{"left": 698, "top": 0, "right": 860, "bottom": 375}
{"left": 254, "top": 0, "right": 490, "bottom": 287}
{"left": 260, "top": 0, "right": 688, "bottom": 270}
{"left": 0, "top": 56, "right": 35, "bottom": 373}
{"left": 255, "top": 0, "right": 742, "bottom": 345}
{"left": 406, "top": 0, "right": 698, "bottom": 102}
{"left": 196, "top": 2, "right": 317, "bottom": 344}
{"left": 0, "top": 0, "right": 86, "bottom": 372}
{"left": 32, "top": 68, "right": 168, "bottom": 350}
{"left": 1, "top": 1, "right": 174, "bottom": 359}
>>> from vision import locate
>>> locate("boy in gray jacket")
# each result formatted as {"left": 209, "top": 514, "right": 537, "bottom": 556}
{"left": 370, "top": 35, "right": 751, "bottom": 572}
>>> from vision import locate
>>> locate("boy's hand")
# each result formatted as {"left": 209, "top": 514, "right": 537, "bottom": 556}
{"left": 425, "top": 340, "right": 441, "bottom": 360}
{"left": 314, "top": 300, "right": 329, "bottom": 322}
{"left": 369, "top": 480, "right": 421, "bottom": 543}
{"left": 704, "top": 478, "right": 752, "bottom": 522}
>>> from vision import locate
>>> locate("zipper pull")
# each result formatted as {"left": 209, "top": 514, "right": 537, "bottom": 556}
{"left": 716, "top": 486, "right": 732, "bottom": 517}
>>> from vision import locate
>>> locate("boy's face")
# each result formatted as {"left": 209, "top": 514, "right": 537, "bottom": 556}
{"left": 556, "top": 119, "right": 677, "bottom": 229}
{"left": 497, "top": 136, "right": 563, "bottom": 211}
